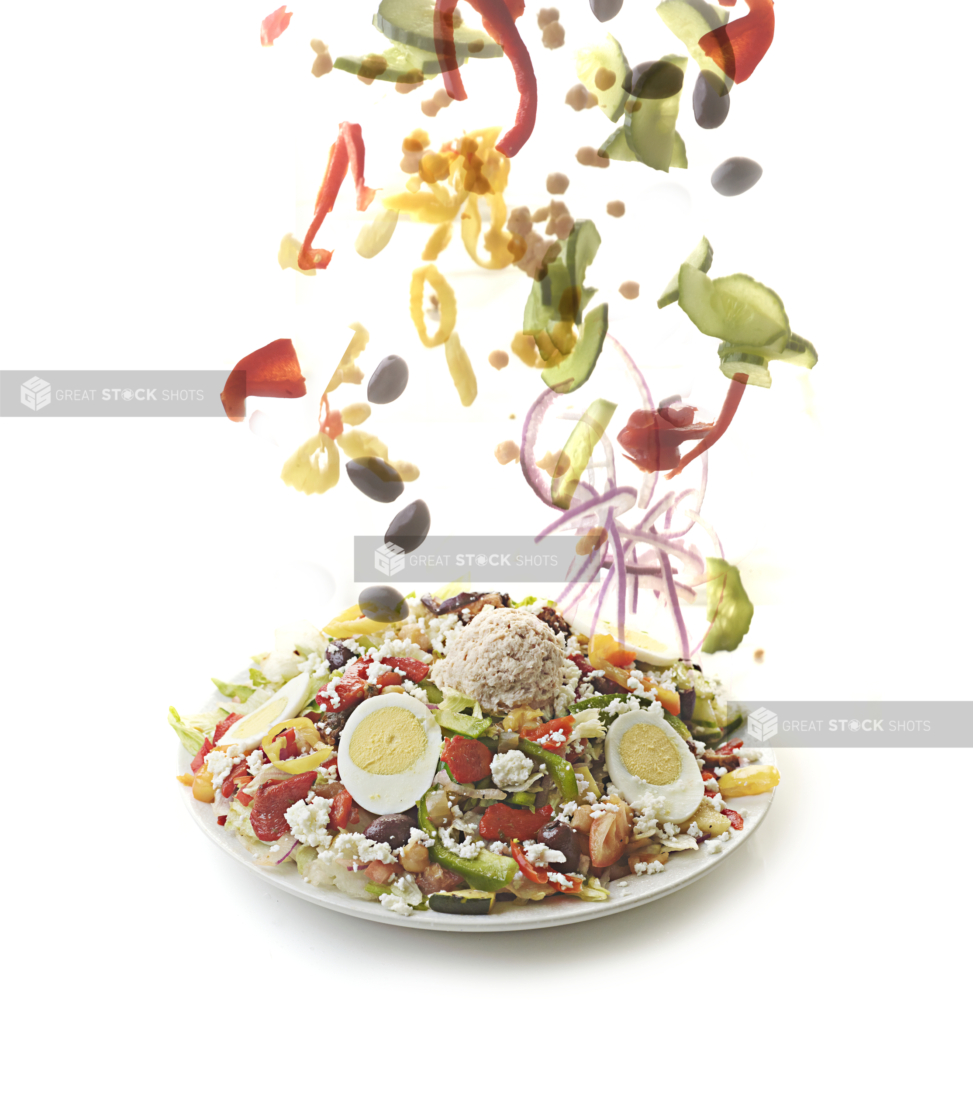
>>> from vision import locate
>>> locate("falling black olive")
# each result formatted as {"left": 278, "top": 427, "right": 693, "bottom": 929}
{"left": 589, "top": 0, "right": 624, "bottom": 21}
{"left": 384, "top": 499, "right": 431, "bottom": 554}
{"left": 625, "top": 60, "right": 684, "bottom": 100}
{"left": 358, "top": 585, "right": 410, "bottom": 624}
{"left": 711, "top": 156, "right": 763, "bottom": 196}
{"left": 345, "top": 457, "right": 404, "bottom": 503}
{"left": 692, "top": 71, "right": 730, "bottom": 130}
{"left": 367, "top": 355, "right": 409, "bottom": 404}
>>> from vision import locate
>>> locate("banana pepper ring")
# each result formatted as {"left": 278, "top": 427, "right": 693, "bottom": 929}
{"left": 262, "top": 718, "right": 334, "bottom": 774}
{"left": 461, "top": 194, "right": 520, "bottom": 270}
{"left": 410, "top": 264, "right": 457, "bottom": 347}
{"left": 381, "top": 190, "right": 464, "bottom": 225}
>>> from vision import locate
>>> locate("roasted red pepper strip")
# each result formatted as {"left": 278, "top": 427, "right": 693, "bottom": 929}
{"left": 329, "top": 788, "right": 360, "bottom": 830}
{"left": 717, "top": 739, "right": 744, "bottom": 755}
{"left": 722, "top": 807, "right": 745, "bottom": 830}
{"left": 699, "top": 0, "right": 775, "bottom": 84}
{"left": 433, "top": 0, "right": 537, "bottom": 157}
{"left": 617, "top": 407, "right": 713, "bottom": 474}
{"left": 665, "top": 374, "right": 749, "bottom": 480}
{"left": 523, "top": 716, "right": 575, "bottom": 750}
{"left": 479, "top": 803, "right": 553, "bottom": 842}
{"left": 298, "top": 122, "right": 376, "bottom": 272}
{"left": 548, "top": 872, "right": 583, "bottom": 895}
{"left": 221, "top": 338, "right": 305, "bottom": 422}
{"left": 442, "top": 736, "right": 493, "bottom": 784}
{"left": 316, "top": 677, "right": 369, "bottom": 713}
{"left": 190, "top": 737, "right": 214, "bottom": 775}
{"left": 260, "top": 6, "right": 292, "bottom": 46}
{"left": 213, "top": 712, "right": 242, "bottom": 744}
{"left": 221, "top": 760, "right": 250, "bottom": 799}
{"left": 510, "top": 839, "right": 548, "bottom": 884}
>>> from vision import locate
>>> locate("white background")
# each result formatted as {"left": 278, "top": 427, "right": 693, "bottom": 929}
{"left": 2, "top": 2, "right": 969, "bottom": 1114}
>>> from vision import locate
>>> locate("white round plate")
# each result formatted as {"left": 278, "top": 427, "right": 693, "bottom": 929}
{"left": 178, "top": 686, "right": 776, "bottom": 932}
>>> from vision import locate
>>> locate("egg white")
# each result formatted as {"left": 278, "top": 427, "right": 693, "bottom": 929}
{"left": 605, "top": 705, "right": 704, "bottom": 823}
{"left": 337, "top": 693, "right": 442, "bottom": 815}
{"left": 217, "top": 673, "right": 313, "bottom": 751}
{"left": 567, "top": 610, "right": 679, "bottom": 668}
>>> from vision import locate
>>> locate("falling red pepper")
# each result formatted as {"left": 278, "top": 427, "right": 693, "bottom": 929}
{"left": 320, "top": 393, "right": 343, "bottom": 439}
{"left": 221, "top": 338, "right": 306, "bottom": 422}
{"left": 699, "top": 0, "right": 775, "bottom": 84}
{"left": 260, "top": 6, "right": 292, "bottom": 47}
{"left": 298, "top": 122, "right": 376, "bottom": 272}
{"left": 433, "top": 0, "right": 537, "bottom": 157}
{"left": 665, "top": 374, "right": 749, "bottom": 480}
{"left": 617, "top": 404, "right": 713, "bottom": 474}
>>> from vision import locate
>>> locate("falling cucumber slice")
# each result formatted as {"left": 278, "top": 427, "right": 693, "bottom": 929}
{"left": 718, "top": 332, "right": 819, "bottom": 387}
{"left": 624, "top": 54, "right": 688, "bottom": 173}
{"left": 524, "top": 220, "right": 601, "bottom": 335}
{"left": 678, "top": 265, "right": 789, "bottom": 347}
{"left": 658, "top": 236, "right": 714, "bottom": 309}
{"left": 552, "top": 398, "right": 618, "bottom": 509}
{"left": 541, "top": 303, "right": 610, "bottom": 395}
{"left": 599, "top": 126, "right": 638, "bottom": 162}
{"left": 333, "top": 41, "right": 463, "bottom": 83}
{"left": 671, "top": 130, "right": 688, "bottom": 169}
{"left": 373, "top": 0, "right": 502, "bottom": 60}
{"left": 655, "top": 0, "right": 732, "bottom": 96}
{"left": 576, "top": 34, "right": 632, "bottom": 122}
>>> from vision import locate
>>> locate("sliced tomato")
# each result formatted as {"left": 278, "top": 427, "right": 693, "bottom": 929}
{"left": 479, "top": 803, "right": 553, "bottom": 842}
{"left": 722, "top": 808, "right": 745, "bottom": 830}
{"left": 250, "top": 771, "right": 317, "bottom": 842}
{"left": 190, "top": 737, "right": 214, "bottom": 774}
{"left": 510, "top": 839, "right": 548, "bottom": 884}
{"left": 441, "top": 736, "right": 493, "bottom": 784}
{"left": 328, "top": 788, "right": 360, "bottom": 831}
{"left": 382, "top": 656, "right": 431, "bottom": 683}
{"left": 213, "top": 712, "right": 242, "bottom": 744}
{"left": 523, "top": 716, "right": 574, "bottom": 750}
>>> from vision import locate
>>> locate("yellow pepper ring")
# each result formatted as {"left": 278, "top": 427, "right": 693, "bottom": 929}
{"left": 262, "top": 718, "right": 333, "bottom": 774}
{"left": 409, "top": 265, "right": 457, "bottom": 348}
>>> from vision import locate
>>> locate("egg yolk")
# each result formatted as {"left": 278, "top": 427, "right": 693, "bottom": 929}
{"left": 618, "top": 723, "right": 681, "bottom": 785}
{"left": 348, "top": 708, "right": 429, "bottom": 775}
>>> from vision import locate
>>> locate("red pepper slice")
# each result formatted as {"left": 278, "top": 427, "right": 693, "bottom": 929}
{"left": 213, "top": 712, "right": 242, "bottom": 744}
{"left": 190, "top": 737, "right": 214, "bottom": 774}
{"left": 617, "top": 408, "right": 713, "bottom": 474}
{"left": 260, "top": 7, "right": 292, "bottom": 46}
{"left": 441, "top": 736, "right": 493, "bottom": 784}
{"left": 433, "top": 1, "right": 537, "bottom": 157}
{"left": 320, "top": 393, "right": 344, "bottom": 439}
{"left": 698, "top": 0, "right": 775, "bottom": 84}
{"left": 702, "top": 768, "right": 718, "bottom": 782}
{"left": 717, "top": 739, "right": 744, "bottom": 756}
{"left": 523, "top": 716, "right": 575, "bottom": 750}
{"left": 316, "top": 677, "right": 370, "bottom": 713}
{"left": 382, "top": 656, "right": 431, "bottom": 683}
{"left": 510, "top": 839, "right": 548, "bottom": 884}
{"left": 298, "top": 122, "right": 375, "bottom": 272}
{"left": 276, "top": 727, "right": 300, "bottom": 761}
{"left": 722, "top": 807, "right": 745, "bottom": 830}
{"left": 221, "top": 759, "right": 250, "bottom": 799}
{"left": 479, "top": 803, "right": 553, "bottom": 842}
{"left": 221, "top": 338, "right": 306, "bottom": 422}
{"left": 328, "top": 788, "right": 360, "bottom": 831}
{"left": 665, "top": 374, "right": 749, "bottom": 480}
{"left": 250, "top": 771, "right": 317, "bottom": 842}
{"left": 547, "top": 872, "right": 584, "bottom": 895}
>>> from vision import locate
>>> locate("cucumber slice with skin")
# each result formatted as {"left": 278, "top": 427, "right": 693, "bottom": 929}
{"left": 658, "top": 236, "right": 714, "bottom": 309}
{"left": 671, "top": 130, "right": 688, "bottom": 169}
{"left": 623, "top": 55, "right": 688, "bottom": 172}
{"left": 678, "top": 264, "right": 789, "bottom": 347}
{"left": 552, "top": 397, "right": 618, "bottom": 510}
{"left": 428, "top": 890, "right": 495, "bottom": 915}
{"left": 575, "top": 34, "right": 631, "bottom": 122}
{"left": 334, "top": 41, "right": 464, "bottom": 83}
{"left": 718, "top": 332, "right": 819, "bottom": 388}
{"left": 542, "top": 303, "right": 609, "bottom": 395}
{"left": 373, "top": 0, "right": 502, "bottom": 60}
{"left": 525, "top": 220, "right": 601, "bottom": 334}
{"left": 655, "top": 0, "right": 732, "bottom": 95}
{"left": 599, "top": 126, "right": 639, "bottom": 162}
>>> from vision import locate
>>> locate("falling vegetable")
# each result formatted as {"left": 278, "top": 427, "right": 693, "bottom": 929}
{"left": 221, "top": 338, "right": 305, "bottom": 422}
{"left": 433, "top": 0, "right": 538, "bottom": 156}
{"left": 260, "top": 6, "right": 292, "bottom": 46}
{"left": 698, "top": 0, "right": 775, "bottom": 84}
{"left": 702, "top": 558, "right": 754, "bottom": 652}
{"left": 298, "top": 122, "right": 376, "bottom": 272}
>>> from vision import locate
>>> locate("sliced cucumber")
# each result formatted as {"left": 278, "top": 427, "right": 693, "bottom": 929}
{"left": 435, "top": 708, "right": 492, "bottom": 738}
{"left": 623, "top": 55, "right": 688, "bottom": 172}
{"left": 524, "top": 219, "right": 601, "bottom": 335}
{"left": 718, "top": 351, "right": 772, "bottom": 388}
{"left": 717, "top": 332, "right": 819, "bottom": 388}
{"left": 677, "top": 265, "right": 790, "bottom": 347}
{"left": 671, "top": 129, "right": 688, "bottom": 169}
{"left": 599, "top": 126, "right": 639, "bottom": 162}
{"left": 552, "top": 398, "right": 618, "bottom": 509}
{"left": 373, "top": 0, "right": 502, "bottom": 60}
{"left": 542, "top": 303, "right": 609, "bottom": 395}
{"left": 655, "top": 0, "right": 732, "bottom": 95}
{"left": 428, "top": 889, "right": 495, "bottom": 915}
{"left": 334, "top": 41, "right": 463, "bottom": 83}
{"left": 575, "top": 34, "right": 631, "bottom": 122}
{"left": 658, "top": 235, "right": 713, "bottom": 309}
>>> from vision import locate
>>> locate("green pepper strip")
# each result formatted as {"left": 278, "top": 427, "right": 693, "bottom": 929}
{"left": 417, "top": 790, "right": 517, "bottom": 892}
{"left": 517, "top": 739, "right": 579, "bottom": 802}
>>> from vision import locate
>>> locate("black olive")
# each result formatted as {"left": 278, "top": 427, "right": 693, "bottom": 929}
{"left": 364, "top": 814, "right": 415, "bottom": 850}
{"left": 346, "top": 457, "right": 404, "bottom": 503}
{"left": 384, "top": 499, "right": 431, "bottom": 554}
{"left": 536, "top": 821, "right": 581, "bottom": 874}
{"left": 711, "top": 156, "right": 763, "bottom": 197}
{"left": 326, "top": 642, "right": 357, "bottom": 671}
{"left": 692, "top": 70, "right": 730, "bottom": 130}
{"left": 589, "top": 0, "right": 624, "bottom": 21}
{"left": 367, "top": 355, "right": 409, "bottom": 404}
{"left": 358, "top": 585, "right": 409, "bottom": 624}
{"left": 626, "top": 60, "right": 684, "bottom": 100}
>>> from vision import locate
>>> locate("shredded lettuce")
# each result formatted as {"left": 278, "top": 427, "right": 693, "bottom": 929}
{"left": 212, "top": 678, "right": 255, "bottom": 702}
{"left": 702, "top": 558, "right": 754, "bottom": 653}
{"left": 249, "top": 667, "right": 271, "bottom": 688}
{"left": 168, "top": 707, "right": 204, "bottom": 756}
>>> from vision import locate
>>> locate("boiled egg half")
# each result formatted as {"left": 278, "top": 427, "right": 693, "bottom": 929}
{"left": 338, "top": 693, "right": 442, "bottom": 814}
{"left": 605, "top": 705, "right": 704, "bottom": 823}
{"left": 217, "top": 673, "right": 313, "bottom": 751}
{"left": 567, "top": 609, "right": 679, "bottom": 668}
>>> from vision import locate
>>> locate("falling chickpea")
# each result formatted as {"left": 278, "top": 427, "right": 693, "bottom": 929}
{"left": 495, "top": 440, "right": 520, "bottom": 465}
{"left": 607, "top": 199, "right": 626, "bottom": 217}
{"left": 489, "top": 351, "right": 510, "bottom": 370}
{"left": 546, "top": 172, "right": 570, "bottom": 195}
{"left": 619, "top": 281, "right": 640, "bottom": 300}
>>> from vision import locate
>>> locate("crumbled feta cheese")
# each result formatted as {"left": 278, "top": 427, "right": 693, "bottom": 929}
{"left": 490, "top": 749, "right": 534, "bottom": 790}
{"left": 488, "top": 841, "right": 510, "bottom": 856}
{"left": 715, "top": 766, "right": 728, "bottom": 778}
{"left": 703, "top": 838, "right": 725, "bottom": 855}
{"left": 379, "top": 873, "right": 423, "bottom": 916}
{"left": 661, "top": 821, "right": 679, "bottom": 838}
{"left": 205, "top": 750, "right": 234, "bottom": 787}
{"left": 634, "top": 859, "right": 667, "bottom": 875}
{"left": 686, "top": 821, "right": 702, "bottom": 838}
{"left": 704, "top": 778, "right": 720, "bottom": 792}
{"left": 524, "top": 842, "right": 566, "bottom": 867}
{"left": 332, "top": 833, "right": 396, "bottom": 866}
{"left": 285, "top": 795, "right": 333, "bottom": 848}
{"left": 409, "top": 827, "right": 434, "bottom": 849}
{"left": 556, "top": 800, "right": 578, "bottom": 823}
{"left": 709, "top": 792, "right": 725, "bottom": 812}
{"left": 437, "top": 826, "right": 484, "bottom": 860}
{"left": 247, "top": 750, "right": 268, "bottom": 776}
